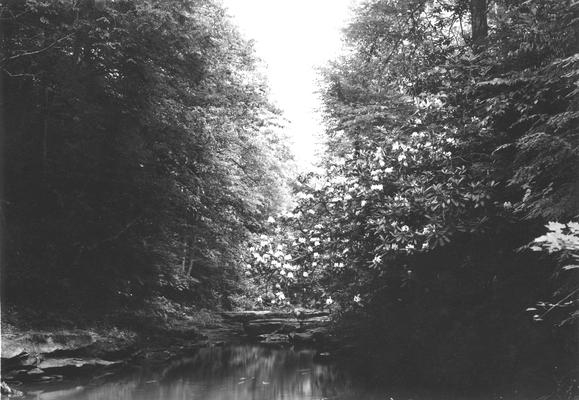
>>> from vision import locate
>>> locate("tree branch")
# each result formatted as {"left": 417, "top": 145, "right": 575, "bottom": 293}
{"left": 1, "top": 33, "right": 73, "bottom": 66}
{"left": 0, "top": 8, "right": 32, "bottom": 21}
{"left": 2, "top": 67, "right": 36, "bottom": 79}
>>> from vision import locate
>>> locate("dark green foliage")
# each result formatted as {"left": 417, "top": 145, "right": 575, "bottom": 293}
{"left": 1, "top": 0, "right": 290, "bottom": 312}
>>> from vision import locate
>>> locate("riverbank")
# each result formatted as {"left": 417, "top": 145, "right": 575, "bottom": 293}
{"left": 0, "top": 304, "right": 222, "bottom": 393}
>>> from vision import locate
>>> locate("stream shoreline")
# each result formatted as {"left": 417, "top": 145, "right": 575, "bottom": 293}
{"left": 0, "top": 309, "right": 332, "bottom": 397}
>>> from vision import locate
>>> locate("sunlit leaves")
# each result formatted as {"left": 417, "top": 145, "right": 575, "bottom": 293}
{"left": 527, "top": 221, "right": 579, "bottom": 325}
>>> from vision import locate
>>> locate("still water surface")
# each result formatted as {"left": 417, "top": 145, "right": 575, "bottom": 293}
{"left": 22, "top": 345, "right": 391, "bottom": 400}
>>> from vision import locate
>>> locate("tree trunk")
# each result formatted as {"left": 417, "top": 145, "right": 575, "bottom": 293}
{"left": 42, "top": 87, "right": 49, "bottom": 180}
{"left": 186, "top": 257, "right": 194, "bottom": 276}
{"left": 181, "top": 237, "right": 188, "bottom": 274}
{"left": 470, "top": 0, "right": 488, "bottom": 45}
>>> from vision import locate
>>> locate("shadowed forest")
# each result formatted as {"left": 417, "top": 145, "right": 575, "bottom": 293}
{"left": 1, "top": 0, "right": 577, "bottom": 398}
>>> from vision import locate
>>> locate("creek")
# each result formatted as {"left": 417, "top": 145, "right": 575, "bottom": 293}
{"left": 18, "top": 344, "right": 419, "bottom": 400}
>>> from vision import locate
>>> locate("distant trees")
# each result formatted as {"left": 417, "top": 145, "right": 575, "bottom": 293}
{"left": 1, "top": 0, "right": 292, "bottom": 311}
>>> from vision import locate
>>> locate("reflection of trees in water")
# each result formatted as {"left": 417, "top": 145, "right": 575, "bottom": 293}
{"left": 31, "top": 346, "right": 382, "bottom": 400}
{"left": 160, "top": 345, "right": 355, "bottom": 400}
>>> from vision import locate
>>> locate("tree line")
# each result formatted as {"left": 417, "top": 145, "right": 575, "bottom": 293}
{"left": 1, "top": 0, "right": 291, "bottom": 314}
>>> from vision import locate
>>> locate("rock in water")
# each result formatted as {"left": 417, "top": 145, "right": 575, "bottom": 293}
{"left": 1, "top": 381, "right": 23, "bottom": 396}
{"left": 291, "top": 332, "right": 315, "bottom": 344}
{"left": 244, "top": 319, "right": 300, "bottom": 336}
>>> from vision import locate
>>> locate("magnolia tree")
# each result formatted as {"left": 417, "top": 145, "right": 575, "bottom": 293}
{"left": 243, "top": 113, "right": 501, "bottom": 310}
{"left": 243, "top": 214, "right": 331, "bottom": 309}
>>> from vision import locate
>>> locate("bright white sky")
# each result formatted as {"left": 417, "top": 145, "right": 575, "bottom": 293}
{"left": 221, "top": 0, "right": 357, "bottom": 170}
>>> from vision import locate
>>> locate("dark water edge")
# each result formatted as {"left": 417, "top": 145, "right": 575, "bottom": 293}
{"left": 11, "top": 344, "right": 554, "bottom": 400}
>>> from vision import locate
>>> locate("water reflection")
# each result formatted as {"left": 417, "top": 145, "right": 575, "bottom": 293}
{"left": 24, "top": 345, "right": 384, "bottom": 400}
